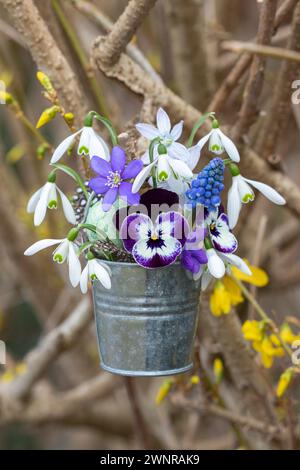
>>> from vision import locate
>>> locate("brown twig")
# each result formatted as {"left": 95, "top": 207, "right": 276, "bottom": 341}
{"left": 222, "top": 40, "right": 300, "bottom": 63}
{"left": 124, "top": 377, "right": 152, "bottom": 449}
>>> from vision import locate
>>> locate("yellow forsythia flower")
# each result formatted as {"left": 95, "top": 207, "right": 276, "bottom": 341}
{"left": 276, "top": 368, "right": 294, "bottom": 398}
{"left": 231, "top": 260, "right": 269, "bottom": 287}
{"left": 155, "top": 380, "right": 173, "bottom": 405}
{"left": 280, "top": 323, "right": 300, "bottom": 345}
{"left": 64, "top": 112, "right": 74, "bottom": 125}
{"left": 210, "top": 281, "right": 231, "bottom": 316}
{"left": 190, "top": 375, "right": 200, "bottom": 385}
{"left": 222, "top": 276, "right": 244, "bottom": 305}
{"left": 0, "top": 91, "right": 14, "bottom": 104}
{"left": 36, "top": 71, "right": 55, "bottom": 94}
{"left": 36, "top": 105, "right": 60, "bottom": 129}
{"left": 242, "top": 320, "right": 264, "bottom": 342}
{"left": 213, "top": 358, "right": 224, "bottom": 384}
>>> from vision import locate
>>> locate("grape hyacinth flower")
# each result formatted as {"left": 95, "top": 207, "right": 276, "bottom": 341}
{"left": 80, "top": 253, "right": 111, "bottom": 293}
{"left": 27, "top": 172, "right": 76, "bottom": 226}
{"left": 196, "top": 119, "right": 240, "bottom": 162}
{"left": 186, "top": 157, "right": 225, "bottom": 212}
{"left": 89, "top": 146, "right": 143, "bottom": 212}
{"left": 24, "top": 233, "right": 81, "bottom": 287}
{"left": 50, "top": 126, "right": 109, "bottom": 164}
{"left": 120, "top": 212, "right": 189, "bottom": 268}
{"left": 227, "top": 164, "right": 286, "bottom": 229}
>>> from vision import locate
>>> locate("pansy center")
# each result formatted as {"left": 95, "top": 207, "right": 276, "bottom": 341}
{"left": 106, "top": 170, "right": 122, "bottom": 188}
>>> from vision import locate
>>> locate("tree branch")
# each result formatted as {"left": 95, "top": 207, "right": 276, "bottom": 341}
{"left": 222, "top": 39, "right": 300, "bottom": 63}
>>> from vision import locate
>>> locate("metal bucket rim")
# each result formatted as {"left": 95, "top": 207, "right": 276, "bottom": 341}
{"left": 100, "top": 260, "right": 182, "bottom": 268}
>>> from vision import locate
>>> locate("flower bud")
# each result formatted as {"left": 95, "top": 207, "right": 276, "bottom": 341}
{"left": 36, "top": 105, "right": 60, "bottom": 129}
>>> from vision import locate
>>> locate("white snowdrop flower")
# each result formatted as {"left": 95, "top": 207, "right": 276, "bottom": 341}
{"left": 50, "top": 126, "right": 109, "bottom": 164}
{"left": 80, "top": 255, "right": 111, "bottom": 293}
{"left": 197, "top": 120, "right": 240, "bottom": 163}
{"left": 27, "top": 173, "right": 76, "bottom": 226}
{"left": 227, "top": 164, "right": 286, "bottom": 229}
{"left": 24, "top": 231, "right": 81, "bottom": 287}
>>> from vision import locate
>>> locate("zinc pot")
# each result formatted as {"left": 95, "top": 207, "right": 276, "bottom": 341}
{"left": 92, "top": 261, "right": 200, "bottom": 377}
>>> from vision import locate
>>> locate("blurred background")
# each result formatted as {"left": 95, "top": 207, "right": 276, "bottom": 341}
{"left": 0, "top": 0, "right": 300, "bottom": 450}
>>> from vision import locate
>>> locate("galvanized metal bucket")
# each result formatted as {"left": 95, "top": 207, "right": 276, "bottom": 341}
{"left": 92, "top": 261, "right": 200, "bottom": 377}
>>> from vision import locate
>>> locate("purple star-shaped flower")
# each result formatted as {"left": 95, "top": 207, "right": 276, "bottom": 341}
{"left": 89, "top": 146, "right": 143, "bottom": 211}
{"left": 120, "top": 211, "right": 189, "bottom": 269}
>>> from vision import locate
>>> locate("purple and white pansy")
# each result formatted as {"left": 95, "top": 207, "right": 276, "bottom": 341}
{"left": 89, "top": 146, "right": 143, "bottom": 211}
{"left": 120, "top": 211, "right": 189, "bottom": 269}
{"left": 205, "top": 210, "right": 237, "bottom": 254}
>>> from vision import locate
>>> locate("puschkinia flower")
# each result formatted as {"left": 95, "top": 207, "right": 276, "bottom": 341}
{"left": 24, "top": 237, "right": 81, "bottom": 287}
{"left": 136, "top": 107, "right": 190, "bottom": 162}
{"left": 186, "top": 157, "right": 224, "bottom": 211}
{"left": 50, "top": 126, "right": 109, "bottom": 163}
{"left": 120, "top": 212, "right": 189, "bottom": 268}
{"left": 27, "top": 175, "right": 76, "bottom": 226}
{"left": 205, "top": 210, "right": 237, "bottom": 254}
{"left": 197, "top": 120, "right": 240, "bottom": 163}
{"left": 89, "top": 146, "right": 143, "bottom": 212}
{"left": 80, "top": 255, "right": 111, "bottom": 293}
{"left": 227, "top": 164, "right": 286, "bottom": 229}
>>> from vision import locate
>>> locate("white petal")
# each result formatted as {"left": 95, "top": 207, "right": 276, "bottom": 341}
{"left": 220, "top": 253, "right": 252, "bottom": 275}
{"left": 168, "top": 157, "right": 193, "bottom": 179}
{"left": 167, "top": 142, "right": 190, "bottom": 161}
{"left": 53, "top": 239, "right": 69, "bottom": 263}
{"left": 24, "top": 238, "right": 62, "bottom": 256}
{"left": 132, "top": 160, "right": 157, "bottom": 193}
{"left": 156, "top": 108, "right": 171, "bottom": 135}
{"left": 187, "top": 145, "right": 201, "bottom": 170}
{"left": 207, "top": 249, "right": 225, "bottom": 278}
{"left": 157, "top": 155, "right": 171, "bottom": 182}
{"left": 78, "top": 127, "right": 92, "bottom": 155}
{"left": 243, "top": 177, "right": 286, "bottom": 205}
{"left": 237, "top": 175, "right": 254, "bottom": 203}
{"left": 68, "top": 242, "right": 81, "bottom": 287}
{"left": 89, "top": 129, "right": 110, "bottom": 160}
{"left": 135, "top": 123, "right": 160, "bottom": 140}
{"left": 51, "top": 130, "right": 81, "bottom": 163}
{"left": 170, "top": 120, "right": 183, "bottom": 141}
{"left": 201, "top": 270, "right": 212, "bottom": 290}
{"left": 27, "top": 186, "right": 43, "bottom": 213}
{"left": 80, "top": 264, "right": 89, "bottom": 294}
{"left": 218, "top": 129, "right": 240, "bottom": 162}
{"left": 196, "top": 131, "right": 212, "bottom": 152}
{"left": 227, "top": 177, "right": 242, "bottom": 229}
{"left": 141, "top": 151, "right": 150, "bottom": 164}
{"left": 47, "top": 183, "right": 58, "bottom": 207}
{"left": 167, "top": 173, "right": 184, "bottom": 194}
{"left": 57, "top": 188, "right": 76, "bottom": 225}
{"left": 92, "top": 260, "right": 112, "bottom": 289}
{"left": 208, "top": 129, "right": 224, "bottom": 155}
{"left": 34, "top": 182, "right": 52, "bottom": 226}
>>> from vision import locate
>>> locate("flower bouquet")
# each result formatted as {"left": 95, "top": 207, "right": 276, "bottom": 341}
{"left": 24, "top": 107, "right": 285, "bottom": 376}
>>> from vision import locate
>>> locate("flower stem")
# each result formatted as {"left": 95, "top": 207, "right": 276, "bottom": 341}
{"left": 149, "top": 138, "right": 159, "bottom": 188}
{"left": 187, "top": 111, "right": 215, "bottom": 148}
{"left": 87, "top": 111, "right": 118, "bottom": 146}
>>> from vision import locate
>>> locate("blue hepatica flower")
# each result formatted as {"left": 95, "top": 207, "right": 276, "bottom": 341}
{"left": 89, "top": 146, "right": 143, "bottom": 211}
{"left": 205, "top": 209, "right": 237, "bottom": 254}
{"left": 120, "top": 211, "right": 189, "bottom": 269}
{"left": 186, "top": 157, "right": 225, "bottom": 212}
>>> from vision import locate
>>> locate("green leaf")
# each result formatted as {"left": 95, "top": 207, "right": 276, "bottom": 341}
{"left": 51, "top": 163, "right": 88, "bottom": 198}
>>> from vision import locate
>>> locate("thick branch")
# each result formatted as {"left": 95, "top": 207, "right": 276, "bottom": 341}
{"left": 99, "top": 0, "right": 158, "bottom": 66}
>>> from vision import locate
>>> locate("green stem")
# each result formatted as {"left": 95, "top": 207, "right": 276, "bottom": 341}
{"left": 149, "top": 138, "right": 160, "bottom": 189}
{"left": 187, "top": 112, "right": 215, "bottom": 148}
{"left": 87, "top": 111, "right": 118, "bottom": 146}
{"left": 79, "top": 223, "right": 98, "bottom": 235}
{"left": 19, "top": 112, "right": 49, "bottom": 145}
{"left": 51, "top": 0, "right": 108, "bottom": 117}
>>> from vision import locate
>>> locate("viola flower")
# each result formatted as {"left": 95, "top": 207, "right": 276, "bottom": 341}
{"left": 181, "top": 228, "right": 207, "bottom": 277}
{"left": 80, "top": 254, "right": 111, "bottom": 293}
{"left": 197, "top": 120, "right": 240, "bottom": 162}
{"left": 186, "top": 158, "right": 225, "bottom": 212}
{"left": 136, "top": 107, "right": 190, "bottom": 162}
{"left": 89, "top": 146, "right": 143, "bottom": 212}
{"left": 227, "top": 164, "right": 286, "bottom": 229}
{"left": 24, "top": 237, "right": 81, "bottom": 287}
{"left": 205, "top": 210, "right": 238, "bottom": 254}
{"left": 50, "top": 126, "right": 109, "bottom": 163}
{"left": 120, "top": 211, "right": 189, "bottom": 269}
{"left": 27, "top": 174, "right": 76, "bottom": 226}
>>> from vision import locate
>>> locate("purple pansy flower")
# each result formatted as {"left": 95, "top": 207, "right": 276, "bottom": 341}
{"left": 181, "top": 227, "right": 208, "bottom": 275}
{"left": 205, "top": 209, "right": 237, "bottom": 254}
{"left": 120, "top": 211, "right": 189, "bottom": 269}
{"left": 89, "top": 146, "right": 143, "bottom": 212}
